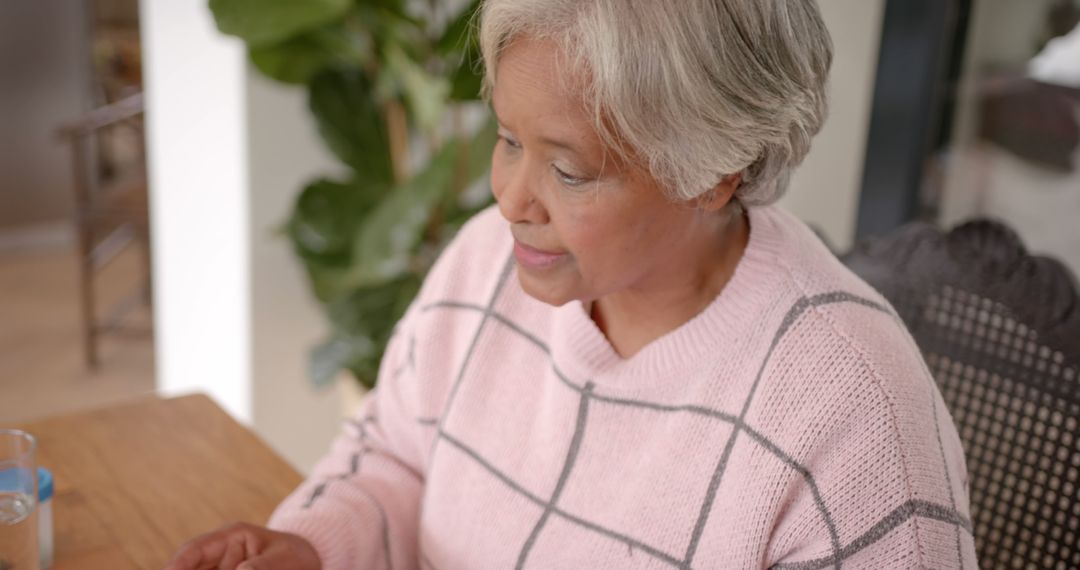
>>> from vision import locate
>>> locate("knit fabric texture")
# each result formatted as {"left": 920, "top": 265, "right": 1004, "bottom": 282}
{"left": 268, "top": 204, "right": 978, "bottom": 569}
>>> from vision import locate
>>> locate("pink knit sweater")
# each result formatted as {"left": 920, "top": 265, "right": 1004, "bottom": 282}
{"left": 269, "top": 205, "right": 977, "bottom": 569}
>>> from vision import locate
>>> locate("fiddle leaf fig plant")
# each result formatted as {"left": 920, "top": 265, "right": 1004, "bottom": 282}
{"left": 209, "top": 0, "right": 494, "bottom": 389}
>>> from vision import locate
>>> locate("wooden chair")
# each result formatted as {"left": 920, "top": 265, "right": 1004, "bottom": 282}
{"left": 842, "top": 220, "right": 1080, "bottom": 569}
{"left": 56, "top": 93, "right": 150, "bottom": 368}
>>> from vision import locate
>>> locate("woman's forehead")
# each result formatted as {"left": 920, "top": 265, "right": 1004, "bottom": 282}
{"left": 492, "top": 37, "right": 586, "bottom": 123}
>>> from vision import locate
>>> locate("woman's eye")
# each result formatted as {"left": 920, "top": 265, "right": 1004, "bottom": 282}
{"left": 553, "top": 165, "right": 588, "bottom": 188}
{"left": 498, "top": 133, "right": 521, "bottom": 150}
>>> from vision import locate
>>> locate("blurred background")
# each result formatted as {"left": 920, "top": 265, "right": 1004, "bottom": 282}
{"left": 1, "top": 0, "right": 1078, "bottom": 475}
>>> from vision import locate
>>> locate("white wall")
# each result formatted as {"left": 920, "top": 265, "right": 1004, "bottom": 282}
{"left": 781, "top": 0, "right": 886, "bottom": 251}
{"left": 962, "top": 0, "right": 1057, "bottom": 69}
{"left": 142, "top": 0, "right": 344, "bottom": 472}
{"left": 246, "top": 69, "right": 345, "bottom": 472}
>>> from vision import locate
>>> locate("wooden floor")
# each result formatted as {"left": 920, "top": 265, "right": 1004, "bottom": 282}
{"left": 0, "top": 244, "right": 155, "bottom": 423}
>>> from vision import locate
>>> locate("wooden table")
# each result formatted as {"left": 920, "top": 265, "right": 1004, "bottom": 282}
{"left": 12, "top": 394, "right": 303, "bottom": 569}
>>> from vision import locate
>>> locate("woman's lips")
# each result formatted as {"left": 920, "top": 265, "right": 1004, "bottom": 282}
{"left": 513, "top": 240, "right": 568, "bottom": 269}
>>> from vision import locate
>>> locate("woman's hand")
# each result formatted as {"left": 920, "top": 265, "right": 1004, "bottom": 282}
{"left": 164, "top": 522, "right": 321, "bottom": 570}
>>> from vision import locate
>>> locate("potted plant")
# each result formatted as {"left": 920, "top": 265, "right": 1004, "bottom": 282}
{"left": 209, "top": 0, "right": 494, "bottom": 389}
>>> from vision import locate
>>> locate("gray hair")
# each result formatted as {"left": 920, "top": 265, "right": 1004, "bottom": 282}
{"left": 478, "top": 0, "right": 833, "bottom": 206}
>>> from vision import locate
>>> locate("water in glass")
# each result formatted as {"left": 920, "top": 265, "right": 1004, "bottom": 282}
{"left": 0, "top": 490, "right": 39, "bottom": 570}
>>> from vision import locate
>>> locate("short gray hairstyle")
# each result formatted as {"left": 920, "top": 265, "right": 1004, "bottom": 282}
{"left": 478, "top": 0, "right": 833, "bottom": 206}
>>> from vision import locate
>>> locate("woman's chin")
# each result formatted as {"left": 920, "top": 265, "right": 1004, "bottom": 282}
{"left": 516, "top": 270, "right": 577, "bottom": 307}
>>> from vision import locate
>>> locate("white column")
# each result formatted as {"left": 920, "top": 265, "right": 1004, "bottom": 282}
{"left": 141, "top": 0, "right": 251, "bottom": 421}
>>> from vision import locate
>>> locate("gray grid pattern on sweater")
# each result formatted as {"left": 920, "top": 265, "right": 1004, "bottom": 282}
{"left": 308, "top": 256, "right": 975, "bottom": 570}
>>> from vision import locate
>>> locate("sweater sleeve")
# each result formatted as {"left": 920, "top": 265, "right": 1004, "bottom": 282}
{"left": 768, "top": 447, "right": 978, "bottom": 570}
{"left": 267, "top": 306, "right": 428, "bottom": 570}
{"left": 765, "top": 328, "right": 978, "bottom": 569}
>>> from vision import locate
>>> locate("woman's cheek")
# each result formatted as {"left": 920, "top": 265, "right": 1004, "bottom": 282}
{"left": 489, "top": 159, "right": 506, "bottom": 200}
{"left": 564, "top": 224, "right": 605, "bottom": 268}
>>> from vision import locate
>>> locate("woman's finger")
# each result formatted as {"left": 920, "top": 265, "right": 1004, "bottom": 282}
{"left": 163, "top": 523, "right": 259, "bottom": 570}
{"left": 234, "top": 543, "right": 285, "bottom": 570}
{"left": 216, "top": 531, "right": 254, "bottom": 570}
{"left": 163, "top": 532, "right": 227, "bottom": 570}
{"left": 236, "top": 532, "right": 321, "bottom": 570}
{"left": 235, "top": 556, "right": 268, "bottom": 570}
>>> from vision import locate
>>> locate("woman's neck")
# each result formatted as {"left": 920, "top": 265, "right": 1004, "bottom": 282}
{"left": 589, "top": 208, "right": 750, "bottom": 358}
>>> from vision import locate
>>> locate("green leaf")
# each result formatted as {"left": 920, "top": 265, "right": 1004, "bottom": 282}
{"left": 287, "top": 175, "right": 398, "bottom": 303}
{"left": 434, "top": 0, "right": 484, "bottom": 101}
{"left": 306, "top": 264, "right": 358, "bottom": 303}
{"left": 250, "top": 35, "right": 334, "bottom": 85}
{"left": 308, "top": 70, "right": 395, "bottom": 186}
{"left": 346, "top": 2, "right": 425, "bottom": 61}
{"left": 249, "top": 26, "right": 371, "bottom": 85}
{"left": 464, "top": 116, "right": 498, "bottom": 182}
{"left": 312, "top": 275, "right": 421, "bottom": 389}
{"left": 287, "top": 178, "right": 373, "bottom": 262}
{"left": 208, "top": 0, "right": 351, "bottom": 47}
{"left": 448, "top": 46, "right": 484, "bottom": 101}
{"left": 439, "top": 117, "right": 497, "bottom": 239}
{"left": 384, "top": 42, "right": 450, "bottom": 133}
{"left": 309, "top": 334, "right": 375, "bottom": 388}
{"left": 348, "top": 140, "right": 460, "bottom": 285}
{"left": 326, "top": 276, "right": 420, "bottom": 333}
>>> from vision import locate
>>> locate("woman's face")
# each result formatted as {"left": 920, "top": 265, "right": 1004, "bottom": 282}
{"left": 491, "top": 37, "right": 727, "bottom": 307}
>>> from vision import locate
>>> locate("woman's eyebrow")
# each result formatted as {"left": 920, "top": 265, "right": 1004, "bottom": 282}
{"left": 537, "top": 134, "right": 585, "bottom": 155}
{"left": 492, "top": 95, "right": 588, "bottom": 156}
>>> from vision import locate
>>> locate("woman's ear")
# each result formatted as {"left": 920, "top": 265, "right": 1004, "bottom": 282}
{"left": 695, "top": 172, "right": 742, "bottom": 212}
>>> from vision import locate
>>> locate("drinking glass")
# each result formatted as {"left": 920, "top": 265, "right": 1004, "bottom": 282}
{"left": 0, "top": 429, "right": 39, "bottom": 570}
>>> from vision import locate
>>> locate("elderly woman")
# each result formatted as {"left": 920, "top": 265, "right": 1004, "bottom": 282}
{"left": 168, "top": 1, "right": 977, "bottom": 569}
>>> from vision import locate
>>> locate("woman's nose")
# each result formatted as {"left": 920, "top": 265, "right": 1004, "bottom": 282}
{"left": 494, "top": 163, "right": 548, "bottom": 225}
